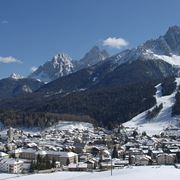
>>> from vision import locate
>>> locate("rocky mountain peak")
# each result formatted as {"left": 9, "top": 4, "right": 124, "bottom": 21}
{"left": 28, "top": 53, "right": 74, "bottom": 83}
{"left": 165, "top": 25, "right": 180, "bottom": 36}
{"left": 28, "top": 46, "right": 109, "bottom": 82}
{"left": 50, "top": 53, "right": 74, "bottom": 69}
{"left": 77, "top": 46, "right": 109, "bottom": 69}
{"left": 9, "top": 73, "right": 24, "bottom": 80}
{"left": 83, "top": 46, "right": 109, "bottom": 61}
{"left": 52, "top": 53, "right": 72, "bottom": 64}
{"left": 164, "top": 25, "right": 180, "bottom": 53}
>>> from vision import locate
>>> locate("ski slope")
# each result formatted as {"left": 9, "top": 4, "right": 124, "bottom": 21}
{"left": 124, "top": 77, "right": 180, "bottom": 135}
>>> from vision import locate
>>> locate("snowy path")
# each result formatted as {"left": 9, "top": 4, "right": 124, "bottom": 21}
{"left": 124, "top": 78, "right": 180, "bottom": 135}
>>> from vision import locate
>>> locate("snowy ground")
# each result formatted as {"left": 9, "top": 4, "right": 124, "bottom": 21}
{"left": 0, "top": 121, "right": 94, "bottom": 137}
{"left": 45, "top": 121, "right": 94, "bottom": 132}
{"left": 124, "top": 77, "right": 180, "bottom": 135}
{"left": 0, "top": 166, "right": 180, "bottom": 180}
{"left": 0, "top": 173, "right": 19, "bottom": 179}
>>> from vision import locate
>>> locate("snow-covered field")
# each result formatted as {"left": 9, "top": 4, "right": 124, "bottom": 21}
{"left": 0, "top": 173, "right": 19, "bottom": 179}
{"left": 124, "top": 77, "right": 180, "bottom": 135}
{"left": 45, "top": 121, "right": 94, "bottom": 132}
{"left": 0, "top": 166, "right": 179, "bottom": 180}
{"left": 0, "top": 121, "right": 94, "bottom": 137}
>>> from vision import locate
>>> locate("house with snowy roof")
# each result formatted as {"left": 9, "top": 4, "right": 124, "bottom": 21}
{"left": 8, "top": 148, "right": 78, "bottom": 166}
{"left": 0, "top": 152, "right": 9, "bottom": 158}
{"left": 68, "top": 162, "right": 88, "bottom": 171}
{"left": 0, "top": 158, "right": 23, "bottom": 173}
{"left": 156, "top": 153, "right": 175, "bottom": 165}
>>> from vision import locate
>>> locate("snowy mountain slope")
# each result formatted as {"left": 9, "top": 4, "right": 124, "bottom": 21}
{"left": 112, "top": 26, "right": 180, "bottom": 68}
{"left": 140, "top": 49, "right": 180, "bottom": 66}
{"left": 124, "top": 77, "right": 180, "bottom": 135}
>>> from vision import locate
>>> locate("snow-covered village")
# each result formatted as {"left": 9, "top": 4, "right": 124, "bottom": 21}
{"left": 2, "top": 0, "right": 180, "bottom": 180}
{"left": 0, "top": 120, "right": 180, "bottom": 179}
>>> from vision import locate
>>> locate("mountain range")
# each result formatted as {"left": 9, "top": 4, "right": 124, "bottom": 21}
{"left": 28, "top": 46, "right": 109, "bottom": 83}
{"left": 0, "top": 73, "right": 44, "bottom": 99}
{"left": 1, "top": 25, "right": 180, "bottom": 128}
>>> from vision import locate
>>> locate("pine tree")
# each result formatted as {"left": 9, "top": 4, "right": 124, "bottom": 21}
{"left": 30, "top": 160, "right": 35, "bottom": 173}
{"left": 52, "top": 158, "right": 56, "bottom": 168}
{"left": 112, "top": 146, "right": 118, "bottom": 158}
{"left": 66, "top": 158, "right": 70, "bottom": 165}
{"left": 36, "top": 154, "right": 42, "bottom": 170}
{"left": 45, "top": 155, "right": 51, "bottom": 169}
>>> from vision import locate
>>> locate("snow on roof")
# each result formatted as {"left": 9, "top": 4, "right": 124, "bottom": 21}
{"left": 139, "top": 155, "right": 151, "bottom": 161}
{"left": 0, "top": 158, "right": 23, "bottom": 165}
{"left": 9, "top": 148, "right": 23, "bottom": 154}
{"left": 124, "top": 142, "right": 136, "bottom": 147}
{"left": 85, "top": 160, "right": 95, "bottom": 164}
{"left": 78, "top": 162, "right": 87, "bottom": 168}
{"left": 68, "top": 163, "right": 77, "bottom": 168}
{"left": 152, "top": 149, "right": 163, "bottom": 154}
{"left": 36, "top": 150, "right": 47, "bottom": 156}
{"left": 102, "top": 149, "right": 110, "bottom": 155}
{"left": 58, "top": 151, "right": 77, "bottom": 157}
{"left": 10, "top": 147, "right": 78, "bottom": 159}
{"left": 169, "top": 149, "right": 180, "bottom": 153}
{"left": 20, "top": 148, "right": 36, "bottom": 153}
{"left": 113, "top": 159, "right": 129, "bottom": 165}
{"left": 68, "top": 163, "right": 87, "bottom": 169}
{"left": 27, "top": 142, "right": 37, "bottom": 147}
{"left": 142, "top": 150, "right": 149, "bottom": 154}
{"left": 157, "top": 153, "right": 175, "bottom": 158}
{"left": 0, "top": 152, "right": 8, "bottom": 157}
{"left": 36, "top": 151, "right": 78, "bottom": 157}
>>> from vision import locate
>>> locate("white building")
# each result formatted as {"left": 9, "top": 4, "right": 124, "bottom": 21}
{"left": 135, "top": 155, "right": 151, "bottom": 166}
{"left": 156, "top": 154, "right": 175, "bottom": 165}
{"left": 0, "top": 158, "right": 23, "bottom": 173}
{"left": 10, "top": 148, "right": 78, "bottom": 166}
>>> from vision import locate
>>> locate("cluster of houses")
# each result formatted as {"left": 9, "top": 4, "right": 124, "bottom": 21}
{"left": 0, "top": 124, "right": 180, "bottom": 174}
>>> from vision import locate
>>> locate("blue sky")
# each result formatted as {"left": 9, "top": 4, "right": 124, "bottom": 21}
{"left": 0, "top": 0, "right": 180, "bottom": 79}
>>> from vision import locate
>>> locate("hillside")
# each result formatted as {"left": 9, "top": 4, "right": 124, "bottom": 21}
{"left": 124, "top": 77, "right": 180, "bottom": 135}
{"left": 0, "top": 75, "right": 44, "bottom": 99}
{"left": 1, "top": 26, "right": 180, "bottom": 128}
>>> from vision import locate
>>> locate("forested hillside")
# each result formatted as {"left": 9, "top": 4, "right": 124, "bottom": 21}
{"left": 0, "top": 111, "right": 96, "bottom": 128}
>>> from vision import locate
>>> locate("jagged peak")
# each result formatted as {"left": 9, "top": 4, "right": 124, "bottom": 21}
{"left": 82, "top": 46, "right": 109, "bottom": 60}
{"left": 88, "top": 46, "right": 108, "bottom": 55}
{"left": 165, "top": 25, "right": 180, "bottom": 35}
{"left": 89, "top": 46, "right": 100, "bottom": 52}
{"left": 52, "top": 53, "right": 73, "bottom": 63}
{"left": 9, "top": 73, "right": 24, "bottom": 80}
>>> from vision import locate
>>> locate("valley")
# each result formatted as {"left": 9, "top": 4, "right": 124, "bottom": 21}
{"left": 1, "top": 25, "right": 180, "bottom": 177}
